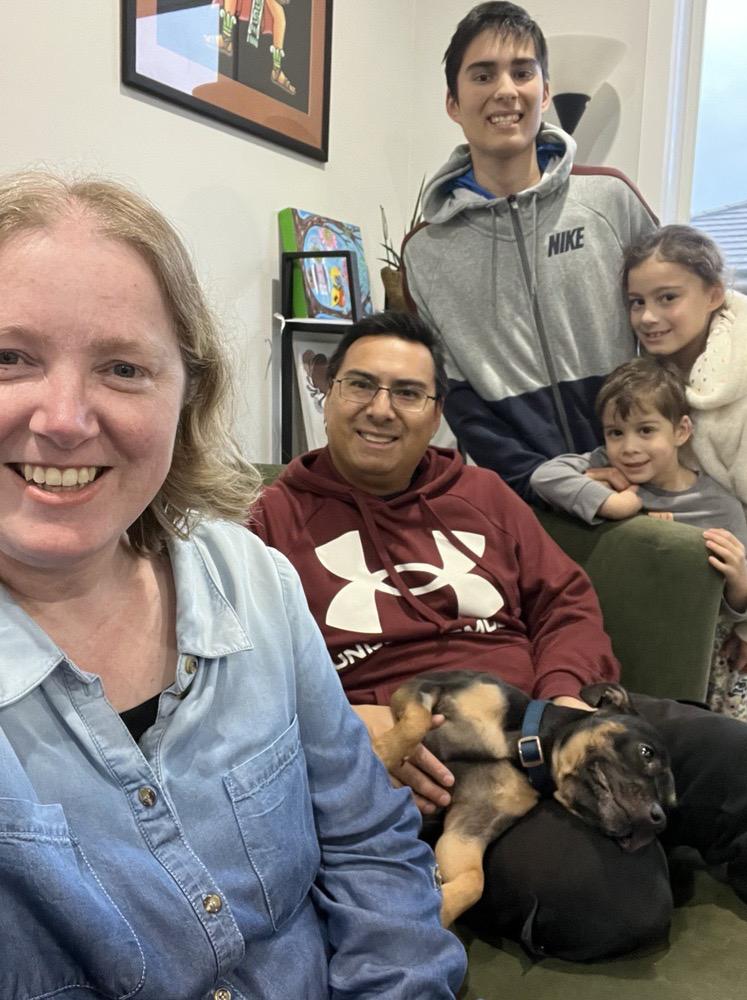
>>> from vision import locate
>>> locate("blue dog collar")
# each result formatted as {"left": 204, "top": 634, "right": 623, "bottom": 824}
{"left": 518, "top": 699, "right": 554, "bottom": 795}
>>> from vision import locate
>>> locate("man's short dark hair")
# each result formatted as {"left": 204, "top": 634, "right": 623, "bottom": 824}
{"left": 326, "top": 310, "right": 449, "bottom": 400}
{"left": 595, "top": 358, "right": 690, "bottom": 427}
{"left": 444, "top": 2, "right": 549, "bottom": 100}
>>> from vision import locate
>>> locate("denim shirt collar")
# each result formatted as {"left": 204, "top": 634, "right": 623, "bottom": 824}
{"left": 0, "top": 527, "right": 252, "bottom": 707}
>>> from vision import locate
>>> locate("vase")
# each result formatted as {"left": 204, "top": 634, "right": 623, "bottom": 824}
{"left": 380, "top": 266, "right": 408, "bottom": 312}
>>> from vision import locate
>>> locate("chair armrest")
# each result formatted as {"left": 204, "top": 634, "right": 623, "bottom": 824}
{"left": 534, "top": 509, "right": 723, "bottom": 701}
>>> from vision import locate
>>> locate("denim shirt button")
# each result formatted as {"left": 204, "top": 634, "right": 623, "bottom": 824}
{"left": 138, "top": 786, "right": 157, "bottom": 807}
{"left": 184, "top": 656, "right": 199, "bottom": 675}
{"left": 213, "top": 989, "right": 232, "bottom": 1000}
{"left": 203, "top": 893, "right": 223, "bottom": 914}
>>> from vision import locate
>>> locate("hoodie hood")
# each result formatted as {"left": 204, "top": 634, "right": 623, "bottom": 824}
{"left": 283, "top": 445, "right": 465, "bottom": 506}
{"left": 422, "top": 122, "right": 576, "bottom": 225}
{"left": 280, "top": 445, "right": 483, "bottom": 635}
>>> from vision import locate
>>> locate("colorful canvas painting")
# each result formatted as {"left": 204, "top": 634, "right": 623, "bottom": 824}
{"left": 278, "top": 207, "right": 374, "bottom": 319}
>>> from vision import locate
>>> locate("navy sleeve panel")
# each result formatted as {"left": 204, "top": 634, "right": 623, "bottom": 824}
{"left": 444, "top": 376, "right": 606, "bottom": 501}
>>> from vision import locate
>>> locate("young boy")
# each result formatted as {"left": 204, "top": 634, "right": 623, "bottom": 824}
{"left": 401, "top": 2, "right": 657, "bottom": 500}
{"left": 530, "top": 358, "right": 747, "bottom": 621}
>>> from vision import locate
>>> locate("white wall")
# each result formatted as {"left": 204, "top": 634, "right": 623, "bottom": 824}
{"left": 0, "top": 0, "right": 420, "bottom": 461}
{"left": 406, "top": 0, "right": 706, "bottom": 218}
{"left": 0, "top": 0, "right": 693, "bottom": 461}
{"left": 408, "top": 0, "right": 657, "bottom": 192}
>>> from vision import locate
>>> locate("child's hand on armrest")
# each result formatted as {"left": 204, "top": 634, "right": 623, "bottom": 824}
{"left": 703, "top": 528, "right": 747, "bottom": 613}
{"left": 584, "top": 466, "right": 632, "bottom": 492}
{"left": 598, "top": 486, "right": 642, "bottom": 520}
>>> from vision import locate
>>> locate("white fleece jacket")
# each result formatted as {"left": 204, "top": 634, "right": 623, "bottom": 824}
{"left": 688, "top": 290, "right": 747, "bottom": 503}
{"left": 686, "top": 289, "right": 747, "bottom": 640}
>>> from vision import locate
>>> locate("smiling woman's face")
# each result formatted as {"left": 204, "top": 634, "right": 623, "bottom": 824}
{"left": 0, "top": 215, "right": 186, "bottom": 575}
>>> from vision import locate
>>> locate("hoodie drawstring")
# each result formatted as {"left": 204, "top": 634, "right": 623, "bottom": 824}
{"left": 353, "top": 494, "right": 450, "bottom": 631}
{"left": 507, "top": 193, "right": 575, "bottom": 453}
{"left": 491, "top": 206, "right": 498, "bottom": 322}
{"left": 529, "top": 192, "right": 538, "bottom": 299}
{"left": 418, "top": 495, "right": 499, "bottom": 584}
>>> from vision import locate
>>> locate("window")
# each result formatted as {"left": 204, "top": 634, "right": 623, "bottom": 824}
{"left": 690, "top": 0, "right": 747, "bottom": 290}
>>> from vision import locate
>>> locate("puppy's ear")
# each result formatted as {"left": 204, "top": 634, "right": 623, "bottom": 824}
{"left": 580, "top": 682, "right": 634, "bottom": 714}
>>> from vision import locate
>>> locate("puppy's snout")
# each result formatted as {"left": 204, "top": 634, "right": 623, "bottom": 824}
{"left": 649, "top": 802, "right": 666, "bottom": 829}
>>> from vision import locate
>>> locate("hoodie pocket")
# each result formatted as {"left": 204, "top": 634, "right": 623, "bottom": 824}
{"left": 224, "top": 716, "right": 321, "bottom": 931}
{"left": 0, "top": 797, "right": 144, "bottom": 1000}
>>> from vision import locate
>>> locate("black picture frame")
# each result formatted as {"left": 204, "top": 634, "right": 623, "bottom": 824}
{"left": 121, "top": 1, "right": 333, "bottom": 162}
{"left": 279, "top": 249, "right": 359, "bottom": 460}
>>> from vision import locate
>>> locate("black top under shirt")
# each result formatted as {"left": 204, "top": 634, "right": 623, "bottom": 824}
{"left": 119, "top": 692, "right": 161, "bottom": 742}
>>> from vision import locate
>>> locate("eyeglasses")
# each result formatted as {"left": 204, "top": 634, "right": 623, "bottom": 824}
{"left": 334, "top": 377, "right": 437, "bottom": 412}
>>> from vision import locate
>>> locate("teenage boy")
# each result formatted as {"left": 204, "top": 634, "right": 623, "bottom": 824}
{"left": 402, "top": 2, "right": 657, "bottom": 500}
{"left": 252, "top": 311, "right": 747, "bottom": 963}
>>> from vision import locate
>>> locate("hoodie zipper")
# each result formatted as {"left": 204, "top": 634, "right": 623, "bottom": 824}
{"left": 508, "top": 195, "right": 575, "bottom": 452}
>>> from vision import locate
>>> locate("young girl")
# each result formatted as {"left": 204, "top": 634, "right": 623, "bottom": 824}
{"left": 623, "top": 224, "right": 747, "bottom": 717}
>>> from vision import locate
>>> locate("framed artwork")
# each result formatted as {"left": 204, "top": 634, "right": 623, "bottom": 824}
{"left": 121, "top": 0, "right": 333, "bottom": 161}
{"left": 292, "top": 330, "right": 340, "bottom": 451}
{"left": 278, "top": 207, "right": 374, "bottom": 319}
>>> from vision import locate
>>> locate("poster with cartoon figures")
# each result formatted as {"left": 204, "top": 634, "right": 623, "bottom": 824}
{"left": 278, "top": 207, "right": 374, "bottom": 319}
{"left": 122, "top": 0, "right": 332, "bottom": 161}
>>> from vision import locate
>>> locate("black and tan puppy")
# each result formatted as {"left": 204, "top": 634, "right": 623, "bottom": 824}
{"left": 373, "top": 670, "right": 676, "bottom": 927}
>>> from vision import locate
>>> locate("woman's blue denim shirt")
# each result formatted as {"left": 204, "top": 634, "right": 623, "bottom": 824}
{"left": 0, "top": 521, "right": 466, "bottom": 999}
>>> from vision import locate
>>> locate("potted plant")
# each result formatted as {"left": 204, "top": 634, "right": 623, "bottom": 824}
{"left": 379, "top": 175, "right": 425, "bottom": 311}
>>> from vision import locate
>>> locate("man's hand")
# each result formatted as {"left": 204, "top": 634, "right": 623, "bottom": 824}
{"left": 720, "top": 629, "right": 747, "bottom": 672}
{"left": 551, "top": 695, "right": 596, "bottom": 712}
{"left": 584, "top": 466, "right": 632, "bottom": 492}
{"left": 703, "top": 528, "right": 747, "bottom": 613}
{"left": 598, "top": 486, "right": 642, "bottom": 520}
{"left": 352, "top": 704, "right": 455, "bottom": 814}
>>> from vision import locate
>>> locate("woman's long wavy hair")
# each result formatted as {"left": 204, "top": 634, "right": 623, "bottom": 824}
{"left": 0, "top": 171, "right": 260, "bottom": 553}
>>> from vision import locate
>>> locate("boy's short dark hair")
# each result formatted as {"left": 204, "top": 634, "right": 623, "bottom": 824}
{"left": 326, "top": 310, "right": 449, "bottom": 400}
{"left": 595, "top": 358, "right": 689, "bottom": 426}
{"left": 444, "top": 2, "right": 549, "bottom": 99}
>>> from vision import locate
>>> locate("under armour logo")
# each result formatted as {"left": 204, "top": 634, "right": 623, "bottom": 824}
{"left": 315, "top": 529, "right": 504, "bottom": 633}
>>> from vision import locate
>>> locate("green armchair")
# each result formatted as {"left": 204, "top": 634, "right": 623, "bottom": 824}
{"left": 254, "top": 464, "right": 746, "bottom": 998}
{"left": 534, "top": 508, "right": 723, "bottom": 702}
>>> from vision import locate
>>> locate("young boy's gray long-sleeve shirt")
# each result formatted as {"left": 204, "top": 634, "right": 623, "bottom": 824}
{"left": 531, "top": 446, "right": 747, "bottom": 547}
{"left": 531, "top": 447, "right": 747, "bottom": 623}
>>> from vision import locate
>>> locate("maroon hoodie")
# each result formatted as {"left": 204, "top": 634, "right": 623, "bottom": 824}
{"left": 251, "top": 446, "right": 619, "bottom": 705}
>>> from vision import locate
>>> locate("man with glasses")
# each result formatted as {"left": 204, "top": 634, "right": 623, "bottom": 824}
{"left": 254, "top": 308, "right": 613, "bottom": 759}
{"left": 252, "top": 309, "right": 747, "bottom": 962}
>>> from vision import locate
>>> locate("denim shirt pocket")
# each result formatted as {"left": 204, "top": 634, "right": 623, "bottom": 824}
{"left": 224, "top": 716, "right": 321, "bottom": 931}
{"left": 0, "top": 797, "right": 145, "bottom": 1000}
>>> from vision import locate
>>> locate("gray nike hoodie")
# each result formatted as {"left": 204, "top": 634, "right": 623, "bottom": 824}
{"left": 402, "top": 122, "right": 657, "bottom": 500}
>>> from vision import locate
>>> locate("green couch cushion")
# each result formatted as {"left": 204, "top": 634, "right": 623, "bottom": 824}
{"left": 457, "top": 869, "right": 747, "bottom": 999}
{"left": 535, "top": 509, "right": 723, "bottom": 701}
